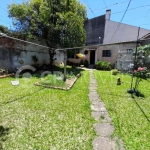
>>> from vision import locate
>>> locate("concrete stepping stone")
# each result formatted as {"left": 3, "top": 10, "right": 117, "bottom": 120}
{"left": 93, "top": 137, "right": 116, "bottom": 150}
{"left": 94, "top": 123, "right": 114, "bottom": 137}
{"left": 91, "top": 111, "right": 112, "bottom": 123}
{"left": 91, "top": 103, "right": 107, "bottom": 112}
{"left": 87, "top": 69, "right": 125, "bottom": 150}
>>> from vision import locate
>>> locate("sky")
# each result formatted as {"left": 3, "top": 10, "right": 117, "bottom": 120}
{"left": 0, "top": 0, "right": 150, "bottom": 30}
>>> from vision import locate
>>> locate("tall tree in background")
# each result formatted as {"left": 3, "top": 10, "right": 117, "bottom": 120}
{"left": 0, "top": 25, "right": 11, "bottom": 35}
{"left": 8, "top": 0, "right": 86, "bottom": 68}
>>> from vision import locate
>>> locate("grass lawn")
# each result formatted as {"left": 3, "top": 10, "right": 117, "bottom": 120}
{"left": 94, "top": 70, "right": 150, "bottom": 150}
{"left": 0, "top": 70, "right": 95, "bottom": 150}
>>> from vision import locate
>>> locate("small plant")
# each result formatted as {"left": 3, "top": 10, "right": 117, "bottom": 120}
{"left": 79, "top": 60, "right": 84, "bottom": 65}
{"left": 40, "top": 74, "right": 66, "bottom": 87}
{"left": 96, "top": 61, "right": 111, "bottom": 71}
{"left": 0, "top": 68, "right": 8, "bottom": 75}
{"left": 133, "top": 67, "right": 148, "bottom": 90}
{"left": 66, "top": 72, "right": 76, "bottom": 79}
{"left": 84, "top": 60, "right": 89, "bottom": 67}
{"left": 128, "top": 67, "right": 149, "bottom": 96}
{"left": 100, "top": 115, "right": 105, "bottom": 120}
{"left": 111, "top": 69, "right": 118, "bottom": 75}
{"left": 32, "top": 55, "right": 39, "bottom": 62}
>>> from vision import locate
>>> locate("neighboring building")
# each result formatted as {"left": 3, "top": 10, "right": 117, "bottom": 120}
{"left": 69, "top": 10, "right": 150, "bottom": 70}
{"left": 140, "top": 33, "right": 150, "bottom": 46}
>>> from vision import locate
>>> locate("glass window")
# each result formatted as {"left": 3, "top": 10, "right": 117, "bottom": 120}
{"left": 102, "top": 50, "right": 111, "bottom": 57}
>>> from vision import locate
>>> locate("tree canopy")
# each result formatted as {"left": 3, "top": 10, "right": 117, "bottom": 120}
{"left": 0, "top": 25, "right": 11, "bottom": 35}
{"left": 8, "top": 0, "right": 87, "bottom": 67}
{"left": 8, "top": 0, "right": 86, "bottom": 47}
{"left": 133, "top": 44, "right": 150, "bottom": 69}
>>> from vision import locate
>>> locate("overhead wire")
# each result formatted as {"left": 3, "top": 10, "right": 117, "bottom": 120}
{"left": 82, "top": 0, "right": 95, "bottom": 16}
{"left": 0, "top": 6, "right": 7, "bottom": 12}
{"left": 103, "top": 0, "right": 108, "bottom": 9}
{"left": 93, "top": 0, "right": 135, "bottom": 11}
{"left": 0, "top": 18, "right": 11, "bottom": 26}
{"left": 146, "top": 8, "right": 150, "bottom": 23}
{"left": 112, "top": 5, "right": 150, "bottom": 15}
{"left": 109, "top": 0, "right": 132, "bottom": 43}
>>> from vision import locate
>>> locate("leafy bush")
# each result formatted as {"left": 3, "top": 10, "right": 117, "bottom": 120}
{"left": 96, "top": 61, "right": 111, "bottom": 70}
{"left": 79, "top": 60, "right": 84, "bottom": 65}
{"left": 32, "top": 55, "right": 39, "bottom": 62}
{"left": 84, "top": 60, "right": 89, "bottom": 67}
{"left": 67, "top": 61, "right": 79, "bottom": 67}
{"left": 40, "top": 74, "right": 66, "bottom": 87}
{"left": 111, "top": 69, "right": 118, "bottom": 75}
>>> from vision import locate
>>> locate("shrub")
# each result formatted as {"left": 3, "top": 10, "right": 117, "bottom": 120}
{"left": 96, "top": 61, "right": 111, "bottom": 70}
{"left": 111, "top": 69, "right": 118, "bottom": 75}
{"left": 32, "top": 55, "right": 39, "bottom": 62}
{"left": 84, "top": 60, "right": 89, "bottom": 67}
{"left": 79, "top": 60, "right": 84, "bottom": 65}
{"left": 40, "top": 74, "right": 66, "bottom": 87}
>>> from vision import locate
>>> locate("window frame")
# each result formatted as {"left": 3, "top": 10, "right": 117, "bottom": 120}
{"left": 102, "top": 50, "right": 112, "bottom": 57}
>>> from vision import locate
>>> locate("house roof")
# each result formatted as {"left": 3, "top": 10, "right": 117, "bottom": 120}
{"left": 103, "top": 20, "right": 150, "bottom": 44}
{"left": 139, "top": 32, "right": 150, "bottom": 40}
{"left": 84, "top": 9, "right": 150, "bottom": 45}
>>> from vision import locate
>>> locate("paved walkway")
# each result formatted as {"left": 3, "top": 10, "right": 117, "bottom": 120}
{"left": 88, "top": 69, "right": 125, "bottom": 150}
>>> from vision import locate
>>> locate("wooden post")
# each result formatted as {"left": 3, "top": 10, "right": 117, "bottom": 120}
{"left": 130, "top": 27, "right": 140, "bottom": 90}
{"left": 127, "top": 27, "right": 140, "bottom": 94}
{"left": 63, "top": 50, "right": 67, "bottom": 81}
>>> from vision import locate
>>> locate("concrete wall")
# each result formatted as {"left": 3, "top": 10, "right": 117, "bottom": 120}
{"left": 0, "top": 37, "right": 64, "bottom": 71}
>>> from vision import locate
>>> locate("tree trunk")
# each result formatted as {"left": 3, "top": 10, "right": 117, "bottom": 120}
{"left": 49, "top": 49, "right": 55, "bottom": 74}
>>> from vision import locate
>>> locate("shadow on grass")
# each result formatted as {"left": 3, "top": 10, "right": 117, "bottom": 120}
{"left": 0, "top": 126, "right": 10, "bottom": 149}
{"left": 127, "top": 89, "right": 145, "bottom": 98}
{"left": 11, "top": 66, "right": 85, "bottom": 79}
{"left": 2, "top": 88, "right": 45, "bottom": 105}
{"left": 132, "top": 96, "right": 150, "bottom": 123}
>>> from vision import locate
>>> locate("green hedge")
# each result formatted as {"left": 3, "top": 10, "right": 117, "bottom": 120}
{"left": 96, "top": 61, "right": 111, "bottom": 71}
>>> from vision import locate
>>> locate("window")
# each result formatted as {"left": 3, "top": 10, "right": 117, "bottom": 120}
{"left": 102, "top": 50, "right": 111, "bottom": 57}
{"left": 127, "top": 49, "right": 133, "bottom": 53}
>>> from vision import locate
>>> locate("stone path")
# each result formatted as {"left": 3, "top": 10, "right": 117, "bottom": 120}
{"left": 88, "top": 69, "right": 125, "bottom": 150}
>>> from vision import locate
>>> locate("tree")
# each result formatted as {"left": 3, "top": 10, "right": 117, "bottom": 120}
{"left": 8, "top": 0, "right": 87, "bottom": 68}
{"left": 0, "top": 25, "right": 11, "bottom": 35}
{"left": 133, "top": 44, "right": 150, "bottom": 69}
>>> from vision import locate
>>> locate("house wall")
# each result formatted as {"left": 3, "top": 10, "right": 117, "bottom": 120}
{"left": 84, "top": 15, "right": 105, "bottom": 45}
{"left": 96, "top": 42, "right": 136, "bottom": 69}
{"left": 97, "top": 43, "right": 135, "bottom": 61}
{"left": 141, "top": 39, "right": 150, "bottom": 46}
{"left": 94, "top": 42, "right": 136, "bottom": 68}
{"left": 68, "top": 42, "right": 136, "bottom": 67}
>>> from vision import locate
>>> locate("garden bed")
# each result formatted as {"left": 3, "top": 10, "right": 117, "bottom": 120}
{"left": 0, "top": 73, "right": 15, "bottom": 79}
{"left": 34, "top": 73, "right": 81, "bottom": 90}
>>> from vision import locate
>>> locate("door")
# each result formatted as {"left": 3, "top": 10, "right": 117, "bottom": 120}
{"left": 90, "top": 50, "right": 95, "bottom": 64}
